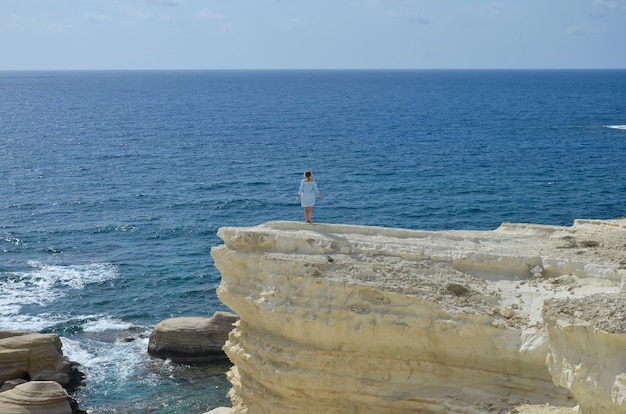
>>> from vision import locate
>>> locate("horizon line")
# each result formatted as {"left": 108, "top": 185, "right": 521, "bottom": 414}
{"left": 1, "top": 67, "right": 625, "bottom": 72}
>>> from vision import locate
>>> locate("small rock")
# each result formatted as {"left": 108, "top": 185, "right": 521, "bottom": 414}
{"left": 579, "top": 240, "right": 599, "bottom": 247}
{"left": 445, "top": 283, "right": 470, "bottom": 297}
{"left": 204, "top": 408, "right": 233, "bottom": 414}
{"left": 0, "top": 379, "right": 27, "bottom": 393}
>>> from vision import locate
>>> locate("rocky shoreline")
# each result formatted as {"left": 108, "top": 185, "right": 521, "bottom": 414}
{"left": 7, "top": 218, "right": 626, "bottom": 413}
{"left": 0, "top": 311, "right": 237, "bottom": 413}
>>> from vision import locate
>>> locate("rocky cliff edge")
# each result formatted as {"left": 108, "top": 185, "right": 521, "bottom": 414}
{"left": 211, "top": 219, "right": 626, "bottom": 414}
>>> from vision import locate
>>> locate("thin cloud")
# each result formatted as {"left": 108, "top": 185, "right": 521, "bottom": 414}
{"left": 593, "top": 0, "right": 626, "bottom": 10}
{"left": 133, "top": 10, "right": 156, "bottom": 20}
{"left": 2, "top": 14, "right": 28, "bottom": 29}
{"left": 388, "top": 11, "right": 430, "bottom": 25}
{"left": 283, "top": 18, "right": 302, "bottom": 31}
{"left": 145, "top": 0, "right": 187, "bottom": 7}
{"left": 44, "top": 21, "right": 75, "bottom": 33}
{"left": 363, "top": 0, "right": 430, "bottom": 25}
{"left": 565, "top": 22, "right": 604, "bottom": 36}
{"left": 366, "top": 0, "right": 408, "bottom": 7}
{"left": 84, "top": 13, "right": 111, "bottom": 23}
{"left": 116, "top": 5, "right": 169, "bottom": 23}
{"left": 197, "top": 9, "right": 226, "bottom": 21}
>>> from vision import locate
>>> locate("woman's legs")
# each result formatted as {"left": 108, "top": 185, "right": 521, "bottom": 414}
{"left": 303, "top": 206, "right": 313, "bottom": 223}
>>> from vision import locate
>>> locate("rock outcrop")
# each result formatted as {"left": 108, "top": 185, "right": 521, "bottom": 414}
{"left": 211, "top": 219, "right": 626, "bottom": 414}
{"left": 0, "top": 331, "right": 84, "bottom": 392}
{"left": 148, "top": 311, "right": 239, "bottom": 364}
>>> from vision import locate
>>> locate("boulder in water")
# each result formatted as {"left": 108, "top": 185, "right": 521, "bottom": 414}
{"left": 148, "top": 311, "right": 238, "bottom": 364}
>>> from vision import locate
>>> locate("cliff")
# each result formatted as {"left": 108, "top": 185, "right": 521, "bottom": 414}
{"left": 211, "top": 219, "right": 626, "bottom": 414}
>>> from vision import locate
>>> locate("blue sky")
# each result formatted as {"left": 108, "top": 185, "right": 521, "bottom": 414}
{"left": 1, "top": 0, "right": 625, "bottom": 70}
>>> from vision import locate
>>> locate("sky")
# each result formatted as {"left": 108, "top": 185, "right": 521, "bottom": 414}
{"left": 1, "top": 0, "right": 625, "bottom": 70}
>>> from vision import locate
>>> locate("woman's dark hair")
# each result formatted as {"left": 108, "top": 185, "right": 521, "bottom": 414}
{"left": 304, "top": 170, "right": 312, "bottom": 179}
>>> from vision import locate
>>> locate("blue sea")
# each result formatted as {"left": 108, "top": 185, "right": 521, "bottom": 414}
{"left": 1, "top": 69, "right": 625, "bottom": 413}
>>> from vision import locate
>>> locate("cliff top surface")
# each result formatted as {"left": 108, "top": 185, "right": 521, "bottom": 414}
{"left": 217, "top": 218, "right": 626, "bottom": 333}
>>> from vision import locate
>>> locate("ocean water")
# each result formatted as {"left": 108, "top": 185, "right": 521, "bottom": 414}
{"left": 1, "top": 69, "right": 625, "bottom": 413}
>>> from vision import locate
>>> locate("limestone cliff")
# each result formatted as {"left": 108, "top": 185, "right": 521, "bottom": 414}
{"left": 211, "top": 219, "right": 626, "bottom": 414}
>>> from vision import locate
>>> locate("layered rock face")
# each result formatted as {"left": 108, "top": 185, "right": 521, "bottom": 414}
{"left": 212, "top": 219, "right": 626, "bottom": 414}
{"left": 0, "top": 381, "right": 72, "bottom": 414}
{"left": 0, "top": 331, "right": 85, "bottom": 414}
{"left": 0, "top": 331, "right": 83, "bottom": 391}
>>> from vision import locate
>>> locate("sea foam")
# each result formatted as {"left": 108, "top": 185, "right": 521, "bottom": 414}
{"left": 82, "top": 316, "right": 134, "bottom": 333}
{"left": 0, "top": 262, "right": 119, "bottom": 331}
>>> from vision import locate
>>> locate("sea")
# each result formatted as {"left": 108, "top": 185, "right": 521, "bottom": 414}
{"left": 1, "top": 69, "right": 625, "bottom": 413}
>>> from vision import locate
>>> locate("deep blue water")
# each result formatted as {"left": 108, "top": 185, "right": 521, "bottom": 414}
{"left": 1, "top": 70, "right": 625, "bottom": 413}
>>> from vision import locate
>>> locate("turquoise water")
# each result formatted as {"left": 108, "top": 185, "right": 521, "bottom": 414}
{"left": 1, "top": 70, "right": 626, "bottom": 413}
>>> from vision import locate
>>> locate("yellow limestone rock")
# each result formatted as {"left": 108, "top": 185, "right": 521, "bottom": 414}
{"left": 211, "top": 219, "right": 626, "bottom": 414}
{"left": 0, "top": 333, "right": 74, "bottom": 386}
{"left": 544, "top": 293, "right": 626, "bottom": 413}
{"left": 148, "top": 311, "right": 238, "bottom": 363}
{"left": 0, "top": 380, "right": 72, "bottom": 414}
{"left": 0, "top": 331, "right": 37, "bottom": 384}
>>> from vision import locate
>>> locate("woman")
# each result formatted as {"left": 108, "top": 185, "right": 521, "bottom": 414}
{"left": 295, "top": 170, "right": 323, "bottom": 223}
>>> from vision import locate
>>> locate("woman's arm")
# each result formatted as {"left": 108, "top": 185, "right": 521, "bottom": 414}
{"left": 314, "top": 182, "right": 323, "bottom": 200}
{"left": 295, "top": 181, "right": 303, "bottom": 201}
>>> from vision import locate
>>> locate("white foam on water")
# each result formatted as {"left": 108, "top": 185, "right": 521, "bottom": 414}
{"left": 0, "top": 262, "right": 119, "bottom": 330}
{"left": 82, "top": 316, "right": 134, "bottom": 333}
{"left": 25, "top": 261, "right": 120, "bottom": 290}
{"left": 1, "top": 233, "right": 22, "bottom": 248}
{"left": 0, "top": 313, "right": 60, "bottom": 332}
{"left": 62, "top": 333, "right": 157, "bottom": 391}
{"left": 605, "top": 125, "right": 626, "bottom": 130}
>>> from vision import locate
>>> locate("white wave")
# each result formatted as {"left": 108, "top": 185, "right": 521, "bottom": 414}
{"left": 62, "top": 334, "right": 154, "bottom": 388}
{"left": 83, "top": 317, "right": 134, "bottom": 333}
{"left": 0, "top": 313, "right": 59, "bottom": 332}
{"left": 0, "top": 262, "right": 120, "bottom": 330}
{"left": 1, "top": 233, "right": 22, "bottom": 246}
{"left": 605, "top": 125, "right": 626, "bottom": 130}
{"left": 25, "top": 261, "right": 119, "bottom": 290}
{"left": 61, "top": 337, "right": 99, "bottom": 366}
{"left": 0, "top": 312, "right": 100, "bottom": 332}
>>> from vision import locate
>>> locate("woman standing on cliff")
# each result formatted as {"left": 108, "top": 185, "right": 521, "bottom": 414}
{"left": 295, "top": 170, "right": 323, "bottom": 223}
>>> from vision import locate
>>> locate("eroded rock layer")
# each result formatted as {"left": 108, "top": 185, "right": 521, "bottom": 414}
{"left": 212, "top": 219, "right": 626, "bottom": 413}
